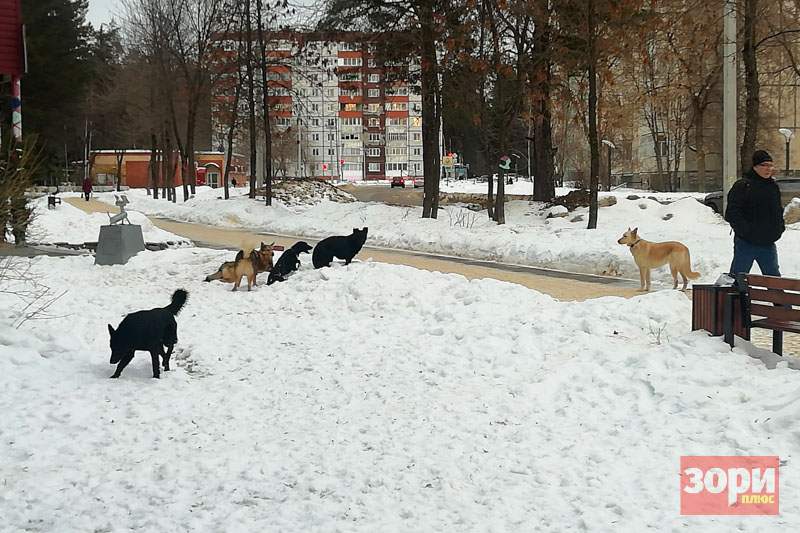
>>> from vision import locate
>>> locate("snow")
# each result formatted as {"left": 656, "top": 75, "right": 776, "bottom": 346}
{"left": 2, "top": 185, "right": 799, "bottom": 530}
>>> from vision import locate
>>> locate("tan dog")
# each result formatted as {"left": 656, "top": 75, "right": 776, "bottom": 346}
{"left": 617, "top": 228, "right": 700, "bottom": 291}
{"left": 204, "top": 242, "right": 274, "bottom": 291}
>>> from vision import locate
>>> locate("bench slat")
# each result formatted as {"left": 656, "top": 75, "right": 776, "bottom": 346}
{"left": 748, "top": 287, "right": 800, "bottom": 307}
{"left": 751, "top": 318, "right": 800, "bottom": 335}
{"left": 744, "top": 273, "right": 800, "bottom": 292}
{"left": 750, "top": 303, "right": 800, "bottom": 323}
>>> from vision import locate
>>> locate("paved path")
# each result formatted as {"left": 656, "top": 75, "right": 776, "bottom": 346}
{"left": 62, "top": 197, "right": 798, "bottom": 355}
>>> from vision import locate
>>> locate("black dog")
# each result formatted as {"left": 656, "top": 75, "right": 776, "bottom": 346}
{"left": 312, "top": 227, "right": 368, "bottom": 269}
{"left": 107, "top": 289, "right": 188, "bottom": 379}
{"left": 268, "top": 241, "right": 313, "bottom": 285}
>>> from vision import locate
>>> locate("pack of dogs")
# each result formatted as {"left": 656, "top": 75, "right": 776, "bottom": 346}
{"left": 109, "top": 228, "right": 369, "bottom": 378}
{"left": 109, "top": 225, "right": 701, "bottom": 379}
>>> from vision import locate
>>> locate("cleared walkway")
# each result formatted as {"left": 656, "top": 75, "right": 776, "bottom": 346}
{"left": 65, "top": 197, "right": 641, "bottom": 301}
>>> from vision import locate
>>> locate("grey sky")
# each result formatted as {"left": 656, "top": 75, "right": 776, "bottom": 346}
{"left": 87, "top": 0, "right": 122, "bottom": 28}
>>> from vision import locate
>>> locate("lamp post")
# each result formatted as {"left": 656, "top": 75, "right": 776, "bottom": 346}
{"left": 601, "top": 139, "right": 615, "bottom": 189}
{"left": 779, "top": 128, "right": 794, "bottom": 178}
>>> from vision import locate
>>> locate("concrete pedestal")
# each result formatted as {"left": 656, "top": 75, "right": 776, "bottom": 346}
{"left": 95, "top": 225, "right": 145, "bottom": 265}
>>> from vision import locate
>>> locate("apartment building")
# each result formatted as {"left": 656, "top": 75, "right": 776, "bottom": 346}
{"left": 211, "top": 31, "right": 423, "bottom": 182}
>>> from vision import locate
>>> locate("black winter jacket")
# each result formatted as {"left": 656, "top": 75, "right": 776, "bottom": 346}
{"left": 724, "top": 169, "right": 785, "bottom": 245}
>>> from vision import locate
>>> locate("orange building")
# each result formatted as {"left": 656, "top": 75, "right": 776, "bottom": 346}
{"left": 89, "top": 150, "right": 248, "bottom": 189}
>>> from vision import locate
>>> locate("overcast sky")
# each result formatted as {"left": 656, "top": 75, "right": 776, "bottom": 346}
{"left": 87, "top": 0, "right": 121, "bottom": 28}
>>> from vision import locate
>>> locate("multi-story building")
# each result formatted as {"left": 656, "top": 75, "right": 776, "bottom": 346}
{"left": 211, "top": 31, "right": 423, "bottom": 182}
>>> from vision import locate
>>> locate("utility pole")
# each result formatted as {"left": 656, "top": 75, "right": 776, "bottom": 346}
{"left": 722, "top": 0, "right": 737, "bottom": 211}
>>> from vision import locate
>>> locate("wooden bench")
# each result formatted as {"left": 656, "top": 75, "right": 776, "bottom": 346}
{"left": 47, "top": 196, "right": 62, "bottom": 209}
{"left": 724, "top": 273, "right": 800, "bottom": 355}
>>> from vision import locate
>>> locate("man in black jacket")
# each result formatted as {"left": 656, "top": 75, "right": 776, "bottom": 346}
{"left": 725, "top": 149, "right": 785, "bottom": 276}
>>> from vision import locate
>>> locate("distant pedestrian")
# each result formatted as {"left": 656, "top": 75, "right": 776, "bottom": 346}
{"left": 82, "top": 177, "right": 92, "bottom": 201}
{"left": 725, "top": 149, "right": 785, "bottom": 276}
{"left": 231, "top": 177, "right": 237, "bottom": 188}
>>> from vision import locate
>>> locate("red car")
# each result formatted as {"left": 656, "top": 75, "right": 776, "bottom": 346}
{"left": 390, "top": 176, "right": 405, "bottom": 188}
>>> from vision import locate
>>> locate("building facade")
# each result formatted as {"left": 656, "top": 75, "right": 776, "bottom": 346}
{"left": 211, "top": 32, "right": 424, "bottom": 182}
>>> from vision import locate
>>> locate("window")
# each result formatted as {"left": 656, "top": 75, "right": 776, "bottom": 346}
{"left": 387, "top": 132, "right": 407, "bottom": 141}
{"left": 341, "top": 42, "right": 361, "bottom": 51}
{"left": 367, "top": 103, "right": 381, "bottom": 113}
{"left": 413, "top": 148, "right": 421, "bottom": 156}
{"left": 340, "top": 72, "right": 361, "bottom": 82}
{"left": 312, "top": 88, "right": 321, "bottom": 97}
{"left": 328, "top": 133, "right": 336, "bottom": 141}
{"left": 656, "top": 134, "right": 668, "bottom": 156}
{"left": 368, "top": 162, "right": 381, "bottom": 172}
{"left": 388, "top": 117, "right": 407, "bottom": 126}
{"left": 312, "top": 148, "right": 320, "bottom": 156}
{"left": 339, "top": 57, "right": 362, "bottom": 67}
{"left": 345, "top": 147, "right": 361, "bottom": 156}
{"left": 311, "top": 103, "right": 320, "bottom": 113}
{"left": 413, "top": 133, "right": 421, "bottom": 141}
{"left": 327, "top": 118, "right": 337, "bottom": 127}
{"left": 386, "top": 102, "right": 408, "bottom": 111}
{"left": 328, "top": 148, "right": 336, "bottom": 156}
{"left": 343, "top": 163, "right": 361, "bottom": 171}
{"left": 311, "top": 118, "right": 320, "bottom": 127}
{"left": 369, "top": 133, "right": 382, "bottom": 142}
{"left": 411, "top": 117, "right": 421, "bottom": 126}
{"left": 387, "top": 147, "right": 407, "bottom": 156}
{"left": 341, "top": 132, "right": 360, "bottom": 141}
{"left": 311, "top": 133, "right": 320, "bottom": 141}
{"left": 342, "top": 117, "right": 362, "bottom": 126}
{"left": 367, "top": 148, "right": 380, "bottom": 157}
{"left": 325, "top": 88, "right": 336, "bottom": 98}
{"left": 368, "top": 118, "right": 379, "bottom": 127}
{"left": 386, "top": 163, "right": 408, "bottom": 171}
{"left": 368, "top": 73, "right": 380, "bottom": 83}
{"left": 342, "top": 103, "right": 361, "bottom": 111}
{"left": 368, "top": 88, "right": 380, "bottom": 98}
{"left": 327, "top": 104, "right": 337, "bottom": 113}
{"left": 386, "top": 86, "right": 409, "bottom": 97}
{"left": 368, "top": 59, "right": 376, "bottom": 68}
{"left": 276, "top": 117, "right": 291, "bottom": 126}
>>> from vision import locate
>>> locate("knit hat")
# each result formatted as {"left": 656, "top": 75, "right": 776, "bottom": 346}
{"left": 752, "top": 150, "right": 773, "bottom": 166}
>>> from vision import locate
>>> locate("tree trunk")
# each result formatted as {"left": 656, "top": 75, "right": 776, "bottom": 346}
{"left": 245, "top": 0, "right": 257, "bottom": 199}
{"left": 256, "top": 0, "right": 273, "bottom": 206}
{"left": 487, "top": 173, "right": 495, "bottom": 220}
{"left": 740, "top": 0, "right": 759, "bottom": 174}
{"left": 420, "top": 2, "right": 441, "bottom": 219}
{"left": 694, "top": 97, "right": 707, "bottom": 193}
{"left": 586, "top": 0, "right": 600, "bottom": 230}
{"left": 150, "top": 133, "right": 159, "bottom": 199}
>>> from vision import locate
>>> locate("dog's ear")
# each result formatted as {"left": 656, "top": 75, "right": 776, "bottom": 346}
{"left": 108, "top": 324, "right": 115, "bottom": 336}
{"left": 632, "top": 227, "right": 638, "bottom": 236}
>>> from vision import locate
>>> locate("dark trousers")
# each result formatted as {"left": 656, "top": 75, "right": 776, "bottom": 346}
{"left": 83, "top": 191, "right": 90, "bottom": 201}
{"left": 729, "top": 236, "right": 780, "bottom": 277}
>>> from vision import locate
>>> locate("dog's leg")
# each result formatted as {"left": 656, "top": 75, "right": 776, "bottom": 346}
{"left": 110, "top": 352, "right": 135, "bottom": 378}
{"left": 232, "top": 276, "right": 240, "bottom": 291}
{"left": 680, "top": 273, "right": 688, "bottom": 291}
{"left": 150, "top": 350, "right": 161, "bottom": 378}
{"left": 638, "top": 269, "right": 646, "bottom": 291}
{"left": 162, "top": 344, "right": 174, "bottom": 371}
{"left": 670, "top": 264, "right": 679, "bottom": 290}
{"left": 645, "top": 269, "right": 651, "bottom": 291}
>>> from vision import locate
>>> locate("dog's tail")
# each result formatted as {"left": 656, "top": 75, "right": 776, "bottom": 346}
{"left": 167, "top": 289, "right": 188, "bottom": 315}
{"left": 687, "top": 270, "right": 701, "bottom": 280}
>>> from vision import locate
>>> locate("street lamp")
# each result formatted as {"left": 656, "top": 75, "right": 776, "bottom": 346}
{"left": 601, "top": 139, "right": 615, "bottom": 189}
{"left": 779, "top": 128, "right": 794, "bottom": 178}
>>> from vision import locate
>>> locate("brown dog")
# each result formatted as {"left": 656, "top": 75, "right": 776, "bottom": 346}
{"left": 204, "top": 242, "right": 274, "bottom": 291}
{"left": 617, "top": 228, "right": 700, "bottom": 291}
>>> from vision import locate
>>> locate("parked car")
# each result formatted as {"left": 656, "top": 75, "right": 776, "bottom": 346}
{"left": 413, "top": 177, "right": 424, "bottom": 188}
{"left": 703, "top": 178, "right": 800, "bottom": 213}
{"left": 390, "top": 176, "right": 405, "bottom": 188}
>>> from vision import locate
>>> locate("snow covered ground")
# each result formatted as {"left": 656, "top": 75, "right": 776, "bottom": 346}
{"left": 2, "top": 238, "right": 799, "bottom": 530}
{"left": 2, "top": 182, "right": 799, "bottom": 530}
{"left": 27, "top": 182, "right": 800, "bottom": 288}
